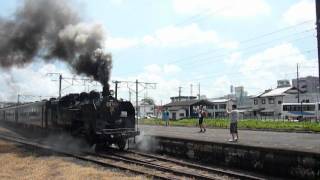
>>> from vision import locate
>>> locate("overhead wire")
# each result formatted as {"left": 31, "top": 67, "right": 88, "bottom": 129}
{"left": 184, "top": 49, "right": 317, "bottom": 82}
{"left": 115, "top": 27, "right": 316, "bottom": 76}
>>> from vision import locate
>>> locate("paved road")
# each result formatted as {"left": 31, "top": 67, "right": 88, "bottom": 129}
{"left": 140, "top": 125, "right": 320, "bottom": 154}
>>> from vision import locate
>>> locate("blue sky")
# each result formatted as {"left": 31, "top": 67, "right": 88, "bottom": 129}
{"left": 0, "top": 0, "right": 318, "bottom": 104}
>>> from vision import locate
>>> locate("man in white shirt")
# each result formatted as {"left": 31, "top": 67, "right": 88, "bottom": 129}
{"left": 226, "top": 104, "right": 239, "bottom": 142}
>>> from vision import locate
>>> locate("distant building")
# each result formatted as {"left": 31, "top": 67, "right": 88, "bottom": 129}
{"left": 235, "top": 86, "right": 247, "bottom": 98}
{"left": 163, "top": 99, "right": 214, "bottom": 120}
{"left": 0, "top": 102, "right": 16, "bottom": 108}
{"left": 170, "top": 96, "right": 197, "bottom": 102}
{"left": 207, "top": 98, "right": 236, "bottom": 118}
{"left": 133, "top": 101, "right": 155, "bottom": 118}
{"left": 252, "top": 87, "right": 299, "bottom": 117}
{"left": 292, "top": 76, "right": 319, "bottom": 93}
{"left": 234, "top": 86, "right": 248, "bottom": 106}
{"left": 277, "top": 79, "right": 291, "bottom": 88}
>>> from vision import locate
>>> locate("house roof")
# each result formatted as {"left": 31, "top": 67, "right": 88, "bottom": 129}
{"left": 163, "top": 99, "right": 214, "bottom": 107}
{"left": 257, "top": 87, "right": 296, "bottom": 98}
{"left": 208, "top": 98, "right": 232, "bottom": 103}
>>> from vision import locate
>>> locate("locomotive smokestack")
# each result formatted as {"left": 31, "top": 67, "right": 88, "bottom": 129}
{"left": 0, "top": 0, "right": 112, "bottom": 87}
{"left": 102, "top": 84, "right": 110, "bottom": 99}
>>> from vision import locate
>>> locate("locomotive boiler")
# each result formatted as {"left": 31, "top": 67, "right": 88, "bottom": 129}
{"left": 0, "top": 85, "right": 139, "bottom": 150}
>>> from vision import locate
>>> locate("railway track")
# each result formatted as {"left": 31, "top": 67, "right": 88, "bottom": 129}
{"left": 0, "top": 133, "right": 265, "bottom": 180}
{"left": 109, "top": 149, "right": 265, "bottom": 180}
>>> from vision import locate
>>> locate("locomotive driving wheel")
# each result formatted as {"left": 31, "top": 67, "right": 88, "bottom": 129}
{"left": 117, "top": 139, "right": 127, "bottom": 150}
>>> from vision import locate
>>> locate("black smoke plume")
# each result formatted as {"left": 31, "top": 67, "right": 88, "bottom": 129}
{"left": 0, "top": 0, "right": 112, "bottom": 86}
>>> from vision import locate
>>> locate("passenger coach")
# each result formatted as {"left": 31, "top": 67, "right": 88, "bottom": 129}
{"left": 281, "top": 102, "right": 319, "bottom": 120}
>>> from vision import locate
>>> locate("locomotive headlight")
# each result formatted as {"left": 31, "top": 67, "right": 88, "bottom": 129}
{"left": 120, "top": 111, "right": 127, "bottom": 118}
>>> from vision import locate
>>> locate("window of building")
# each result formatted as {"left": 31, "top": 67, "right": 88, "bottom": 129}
{"left": 179, "top": 113, "right": 184, "bottom": 117}
{"left": 207, "top": 106, "right": 213, "bottom": 109}
{"left": 278, "top": 101, "right": 282, "bottom": 104}
{"left": 254, "top": 98, "right": 258, "bottom": 105}
{"left": 214, "top": 105, "right": 218, "bottom": 109}
{"left": 268, "top": 98, "right": 274, "bottom": 104}
{"left": 261, "top": 99, "right": 266, "bottom": 104}
{"left": 219, "top": 104, "right": 226, "bottom": 109}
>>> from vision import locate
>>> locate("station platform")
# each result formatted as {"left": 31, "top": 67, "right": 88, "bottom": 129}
{"left": 139, "top": 125, "right": 320, "bottom": 154}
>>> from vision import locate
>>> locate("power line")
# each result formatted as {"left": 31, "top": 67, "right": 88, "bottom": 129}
{"left": 184, "top": 49, "right": 317, "bottom": 82}
{"left": 171, "top": 28, "right": 316, "bottom": 66}
{"left": 178, "top": 33, "right": 316, "bottom": 70}
{"left": 167, "top": 20, "right": 314, "bottom": 64}
{"left": 115, "top": 23, "right": 315, "bottom": 77}
{"left": 111, "top": 5, "right": 233, "bottom": 60}
{"left": 116, "top": 32, "right": 316, "bottom": 77}
{"left": 176, "top": 6, "right": 231, "bottom": 26}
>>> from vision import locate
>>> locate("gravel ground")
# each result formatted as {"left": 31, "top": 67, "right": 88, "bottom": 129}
{"left": 0, "top": 140, "right": 147, "bottom": 180}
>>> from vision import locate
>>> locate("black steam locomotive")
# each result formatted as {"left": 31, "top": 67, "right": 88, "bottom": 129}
{"left": 0, "top": 86, "right": 139, "bottom": 150}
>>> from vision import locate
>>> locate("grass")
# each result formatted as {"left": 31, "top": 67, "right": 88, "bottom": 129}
{"left": 139, "top": 118, "right": 320, "bottom": 132}
{"left": 0, "top": 140, "right": 145, "bottom": 180}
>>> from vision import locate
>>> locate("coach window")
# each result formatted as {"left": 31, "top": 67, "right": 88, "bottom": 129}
{"left": 268, "top": 98, "right": 274, "bottom": 104}
{"left": 261, "top": 99, "right": 266, "bottom": 104}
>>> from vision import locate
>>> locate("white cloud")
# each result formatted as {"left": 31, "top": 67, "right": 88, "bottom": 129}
{"left": 142, "top": 24, "right": 219, "bottom": 47}
{"left": 172, "top": 0, "right": 271, "bottom": 18}
{"left": 224, "top": 52, "right": 242, "bottom": 64}
{"left": 283, "top": 0, "right": 315, "bottom": 25}
{"left": 163, "top": 64, "right": 182, "bottom": 74}
{"left": 226, "top": 43, "right": 317, "bottom": 95}
{"left": 106, "top": 23, "right": 238, "bottom": 50}
{"left": 106, "top": 37, "right": 139, "bottom": 50}
{"left": 192, "top": 43, "right": 317, "bottom": 98}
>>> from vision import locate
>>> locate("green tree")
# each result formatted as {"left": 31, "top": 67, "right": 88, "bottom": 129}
{"left": 141, "top": 97, "right": 155, "bottom": 105}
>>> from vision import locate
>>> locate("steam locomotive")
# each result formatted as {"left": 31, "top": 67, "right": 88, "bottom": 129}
{"left": 0, "top": 86, "right": 139, "bottom": 150}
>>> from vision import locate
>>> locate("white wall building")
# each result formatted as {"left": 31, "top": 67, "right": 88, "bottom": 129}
{"left": 163, "top": 99, "right": 215, "bottom": 120}
{"left": 252, "top": 87, "right": 299, "bottom": 117}
{"left": 207, "top": 99, "right": 236, "bottom": 118}
{"left": 133, "top": 101, "right": 155, "bottom": 118}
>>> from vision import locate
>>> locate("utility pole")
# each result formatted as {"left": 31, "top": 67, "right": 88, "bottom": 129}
{"left": 198, "top": 83, "right": 201, "bottom": 100}
{"left": 136, "top": 79, "right": 139, "bottom": 129}
{"left": 47, "top": 73, "right": 97, "bottom": 99}
{"left": 112, "top": 79, "right": 157, "bottom": 130}
{"left": 59, "top": 74, "right": 62, "bottom": 99}
{"left": 17, "top": 94, "right": 20, "bottom": 105}
{"left": 316, "top": 0, "right": 320, "bottom": 97}
{"left": 190, "top": 84, "right": 193, "bottom": 99}
{"left": 178, "top": 86, "right": 182, "bottom": 101}
{"left": 297, "top": 63, "right": 300, "bottom": 103}
{"left": 113, "top": 80, "right": 119, "bottom": 100}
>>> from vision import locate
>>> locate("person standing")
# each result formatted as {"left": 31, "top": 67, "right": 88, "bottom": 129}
{"left": 227, "top": 104, "right": 239, "bottom": 142}
{"left": 198, "top": 105, "right": 206, "bottom": 133}
{"left": 164, "top": 108, "right": 170, "bottom": 126}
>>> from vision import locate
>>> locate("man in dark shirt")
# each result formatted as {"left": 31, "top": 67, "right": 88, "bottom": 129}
{"left": 198, "top": 105, "right": 206, "bottom": 133}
